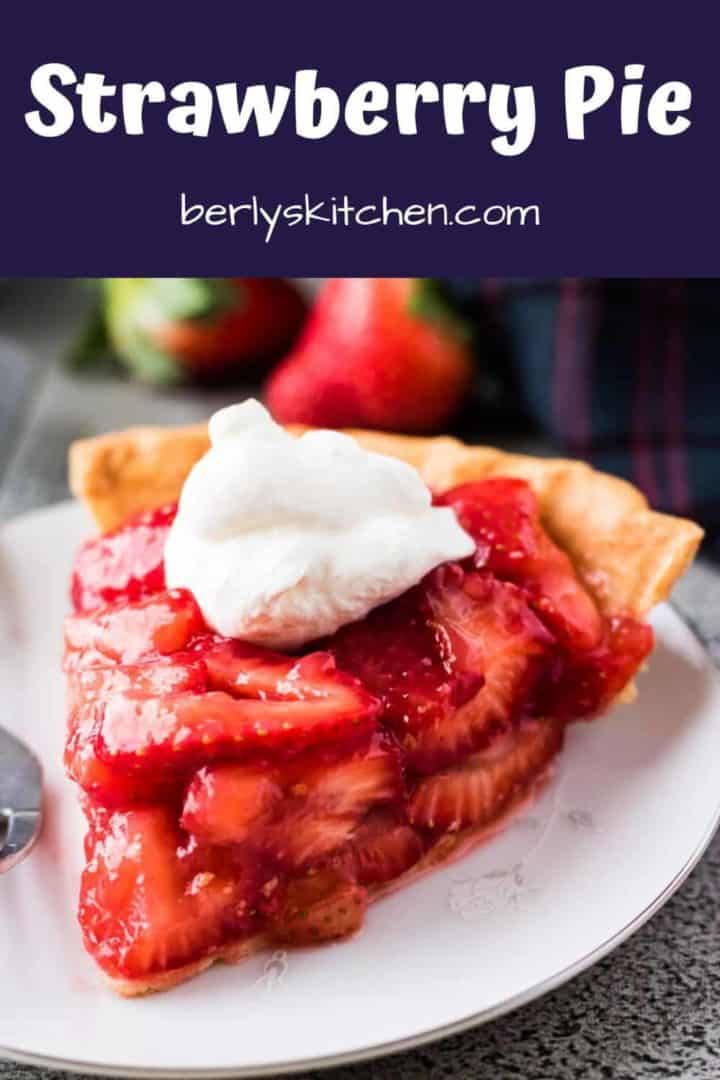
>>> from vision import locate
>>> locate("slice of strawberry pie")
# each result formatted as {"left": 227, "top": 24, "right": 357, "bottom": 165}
{"left": 65, "top": 401, "right": 702, "bottom": 995}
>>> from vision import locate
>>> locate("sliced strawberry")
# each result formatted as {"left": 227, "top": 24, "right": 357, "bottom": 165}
{"left": 66, "top": 657, "right": 208, "bottom": 805}
{"left": 199, "top": 642, "right": 382, "bottom": 717}
{"left": 181, "top": 765, "right": 282, "bottom": 845}
{"left": 285, "top": 744, "right": 402, "bottom": 817}
{"left": 538, "top": 615, "right": 654, "bottom": 719}
{"left": 332, "top": 567, "right": 551, "bottom": 774}
{"left": 66, "top": 722, "right": 175, "bottom": 806}
{"left": 201, "top": 642, "right": 386, "bottom": 767}
{"left": 333, "top": 810, "right": 424, "bottom": 885}
{"left": 68, "top": 651, "right": 379, "bottom": 803}
{"left": 438, "top": 480, "right": 603, "bottom": 652}
{"left": 409, "top": 716, "right": 564, "bottom": 832}
{"left": 71, "top": 504, "right": 177, "bottom": 614}
{"left": 415, "top": 568, "right": 553, "bottom": 771}
{"left": 181, "top": 741, "right": 400, "bottom": 872}
{"left": 67, "top": 656, "right": 208, "bottom": 711}
{"left": 78, "top": 806, "right": 258, "bottom": 980}
{"left": 91, "top": 652, "right": 379, "bottom": 776}
{"left": 264, "top": 743, "right": 403, "bottom": 868}
{"left": 64, "top": 589, "right": 206, "bottom": 669}
{"left": 330, "top": 582, "right": 483, "bottom": 772}
{"left": 272, "top": 870, "right": 367, "bottom": 945}
{"left": 263, "top": 813, "right": 359, "bottom": 870}
{"left": 201, "top": 639, "right": 313, "bottom": 699}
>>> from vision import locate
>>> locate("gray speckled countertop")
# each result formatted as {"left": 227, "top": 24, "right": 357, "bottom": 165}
{"left": 1, "top": 281, "right": 719, "bottom": 1080}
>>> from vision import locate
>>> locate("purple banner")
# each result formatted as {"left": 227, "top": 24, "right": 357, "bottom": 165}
{"left": 1, "top": 0, "right": 717, "bottom": 274}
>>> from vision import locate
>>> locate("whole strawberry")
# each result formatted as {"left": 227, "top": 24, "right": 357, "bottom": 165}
{"left": 70, "top": 278, "right": 307, "bottom": 384}
{"left": 265, "top": 278, "right": 473, "bottom": 433}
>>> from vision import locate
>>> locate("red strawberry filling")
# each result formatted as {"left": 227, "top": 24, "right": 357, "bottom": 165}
{"left": 436, "top": 479, "right": 604, "bottom": 652}
{"left": 66, "top": 479, "right": 653, "bottom": 984}
{"left": 71, "top": 504, "right": 177, "bottom": 614}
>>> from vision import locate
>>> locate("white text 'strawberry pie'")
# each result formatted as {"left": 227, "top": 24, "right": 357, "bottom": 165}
{"left": 66, "top": 401, "right": 702, "bottom": 996}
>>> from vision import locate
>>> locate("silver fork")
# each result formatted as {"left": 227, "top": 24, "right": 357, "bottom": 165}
{"left": 0, "top": 728, "right": 43, "bottom": 873}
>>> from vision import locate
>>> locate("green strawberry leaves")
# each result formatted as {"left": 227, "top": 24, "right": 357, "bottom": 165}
{"left": 66, "top": 302, "right": 114, "bottom": 373}
{"left": 407, "top": 278, "right": 474, "bottom": 345}
{"left": 133, "top": 278, "right": 236, "bottom": 324}
{"left": 66, "top": 278, "right": 238, "bottom": 385}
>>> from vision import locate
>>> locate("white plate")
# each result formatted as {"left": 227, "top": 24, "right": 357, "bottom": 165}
{"left": 1, "top": 501, "right": 718, "bottom": 1078}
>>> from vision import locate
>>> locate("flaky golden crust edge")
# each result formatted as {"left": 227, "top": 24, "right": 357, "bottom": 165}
{"left": 69, "top": 422, "right": 703, "bottom": 617}
{"left": 104, "top": 934, "right": 272, "bottom": 997}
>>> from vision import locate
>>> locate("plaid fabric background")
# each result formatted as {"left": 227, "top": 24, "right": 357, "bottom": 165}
{"left": 472, "top": 280, "right": 719, "bottom": 550}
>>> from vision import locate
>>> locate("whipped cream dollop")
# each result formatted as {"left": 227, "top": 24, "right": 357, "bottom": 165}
{"left": 165, "top": 400, "right": 474, "bottom": 649}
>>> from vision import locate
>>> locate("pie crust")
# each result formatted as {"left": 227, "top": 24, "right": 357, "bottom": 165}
{"left": 69, "top": 423, "right": 702, "bottom": 618}
{"left": 67, "top": 422, "right": 703, "bottom": 995}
